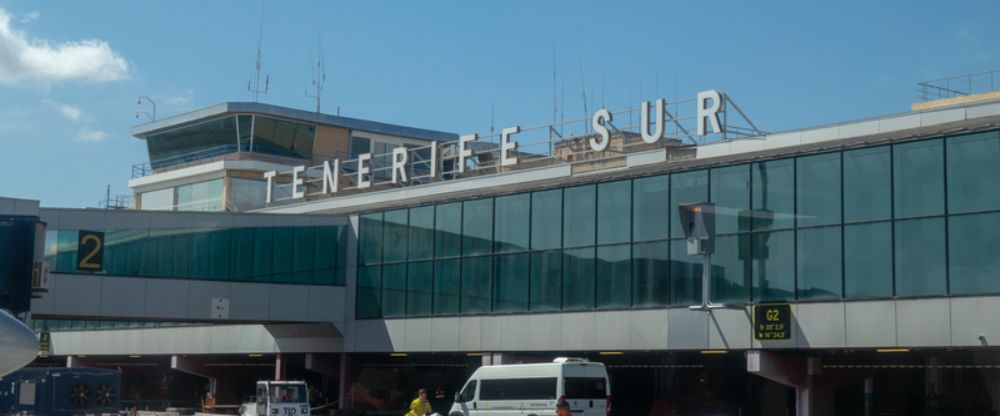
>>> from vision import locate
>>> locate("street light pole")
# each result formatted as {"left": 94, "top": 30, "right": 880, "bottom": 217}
{"left": 137, "top": 96, "right": 156, "bottom": 121}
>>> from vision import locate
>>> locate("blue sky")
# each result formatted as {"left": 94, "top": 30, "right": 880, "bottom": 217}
{"left": 0, "top": 0, "right": 996, "bottom": 207}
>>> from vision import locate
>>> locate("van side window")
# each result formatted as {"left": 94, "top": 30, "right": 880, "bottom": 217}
{"left": 480, "top": 378, "right": 558, "bottom": 400}
{"left": 459, "top": 380, "right": 477, "bottom": 402}
{"left": 563, "top": 377, "right": 607, "bottom": 399}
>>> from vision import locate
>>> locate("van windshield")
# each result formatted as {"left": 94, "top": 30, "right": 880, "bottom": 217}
{"left": 480, "top": 378, "right": 557, "bottom": 400}
{"left": 564, "top": 377, "right": 607, "bottom": 399}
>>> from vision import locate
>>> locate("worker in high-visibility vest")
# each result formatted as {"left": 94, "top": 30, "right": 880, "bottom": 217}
{"left": 405, "top": 388, "right": 432, "bottom": 416}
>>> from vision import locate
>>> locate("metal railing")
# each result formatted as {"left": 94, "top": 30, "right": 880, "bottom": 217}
{"left": 131, "top": 144, "right": 324, "bottom": 179}
{"left": 917, "top": 69, "right": 1000, "bottom": 101}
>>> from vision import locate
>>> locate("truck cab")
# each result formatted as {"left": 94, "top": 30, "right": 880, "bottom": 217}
{"left": 242, "top": 381, "right": 310, "bottom": 416}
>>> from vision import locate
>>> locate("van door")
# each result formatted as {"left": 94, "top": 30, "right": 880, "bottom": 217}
{"left": 451, "top": 380, "right": 477, "bottom": 416}
{"left": 479, "top": 377, "right": 558, "bottom": 416}
{"left": 563, "top": 377, "right": 608, "bottom": 416}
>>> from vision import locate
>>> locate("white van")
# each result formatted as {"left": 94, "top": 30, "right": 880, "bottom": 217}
{"left": 447, "top": 357, "right": 611, "bottom": 416}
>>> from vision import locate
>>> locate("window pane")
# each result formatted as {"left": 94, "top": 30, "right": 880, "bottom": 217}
{"left": 381, "top": 264, "right": 406, "bottom": 317}
{"left": 563, "top": 185, "right": 596, "bottom": 247}
{"left": 356, "top": 265, "right": 381, "bottom": 319}
{"left": 895, "top": 218, "right": 946, "bottom": 296}
{"left": 949, "top": 212, "right": 1000, "bottom": 295}
{"left": 752, "top": 230, "right": 795, "bottom": 301}
{"left": 894, "top": 139, "right": 944, "bottom": 218}
{"left": 461, "top": 257, "right": 492, "bottom": 314}
{"left": 844, "top": 222, "right": 892, "bottom": 298}
{"left": 146, "top": 116, "right": 237, "bottom": 169}
{"left": 711, "top": 234, "right": 751, "bottom": 303}
{"left": 359, "top": 213, "right": 383, "bottom": 265}
{"left": 796, "top": 153, "right": 842, "bottom": 227}
{"left": 596, "top": 244, "right": 631, "bottom": 309}
{"left": 796, "top": 226, "right": 842, "bottom": 300}
{"left": 435, "top": 202, "right": 462, "bottom": 258}
{"left": 433, "top": 259, "right": 461, "bottom": 315}
{"left": 562, "top": 247, "right": 595, "bottom": 310}
{"left": 406, "top": 261, "right": 433, "bottom": 316}
{"left": 633, "top": 175, "right": 670, "bottom": 242}
{"left": 597, "top": 180, "right": 631, "bottom": 244}
{"left": 382, "top": 209, "right": 408, "bottom": 263}
{"left": 670, "top": 239, "right": 700, "bottom": 305}
{"left": 752, "top": 159, "right": 795, "bottom": 230}
{"left": 632, "top": 241, "right": 670, "bottom": 307}
{"left": 495, "top": 194, "right": 530, "bottom": 253}
{"left": 408, "top": 206, "right": 435, "bottom": 261}
{"left": 844, "top": 146, "right": 891, "bottom": 223}
{"left": 313, "top": 226, "right": 342, "bottom": 285}
{"left": 271, "top": 227, "right": 294, "bottom": 282}
{"left": 250, "top": 227, "right": 272, "bottom": 280}
{"left": 947, "top": 131, "right": 1000, "bottom": 213}
{"left": 710, "top": 165, "right": 750, "bottom": 234}
{"left": 671, "top": 171, "right": 709, "bottom": 238}
{"left": 229, "top": 228, "right": 255, "bottom": 280}
{"left": 462, "top": 199, "right": 493, "bottom": 257}
{"left": 531, "top": 190, "right": 562, "bottom": 250}
{"left": 252, "top": 116, "right": 315, "bottom": 159}
{"left": 494, "top": 254, "right": 529, "bottom": 313}
{"left": 530, "top": 250, "right": 562, "bottom": 312}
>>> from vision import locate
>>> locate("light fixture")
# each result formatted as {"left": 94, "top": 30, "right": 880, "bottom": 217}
{"left": 390, "top": 352, "right": 408, "bottom": 357}
{"left": 598, "top": 351, "right": 624, "bottom": 356}
{"left": 876, "top": 348, "right": 910, "bottom": 353}
{"left": 700, "top": 350, "right": 727, "bottom": 355}
{"left": 248, "top": 353, "right": 263, "bottom": 357}
{"left": 466, "top": 352, "right": 483, "bottom": 357}
{"left": 128, "top": 354, "right": 141, "bottom": 358}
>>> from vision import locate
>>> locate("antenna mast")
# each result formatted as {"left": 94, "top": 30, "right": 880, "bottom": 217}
{"left": 305, "top": 34, "right": 327, "bottom": 113}
{"left": 249, "top": 3, "right": 269, "bottom": 101}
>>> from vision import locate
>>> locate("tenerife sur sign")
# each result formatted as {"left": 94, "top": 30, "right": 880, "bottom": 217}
{"left": 264, "top": 90, "right": 726, "bottom": 203}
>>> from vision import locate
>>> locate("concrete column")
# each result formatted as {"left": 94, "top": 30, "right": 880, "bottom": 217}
{"left": 274, "top": 353, "right": 285, "bottom": 381}
{"left": 338, "top": 353, "right": 351, "bottom": 410}
{"left": 747, "top": 351, "right": 833, "bottom": 416}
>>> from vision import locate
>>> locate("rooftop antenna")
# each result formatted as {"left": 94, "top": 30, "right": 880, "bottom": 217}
{"left": 248, "top": 2, "right": 269, "bottom": 101}
{"left": 490, "top": 102, "right": 495, "bottom": 142}
{"left": 579, "top": 59, "right": 588, "bottom": 133}
{"left": 601, "top": 66, "right": 606, "bottom": 109}
{"left": 305, "top": 34, "right": 327, "bottom": 113}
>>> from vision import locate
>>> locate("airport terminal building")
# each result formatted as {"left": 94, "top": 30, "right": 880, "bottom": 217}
{"left": 11, "top": 74, "right": 1000, "bottom": 415}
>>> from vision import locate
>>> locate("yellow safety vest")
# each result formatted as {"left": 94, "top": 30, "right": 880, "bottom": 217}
{"left": 405, "top": 398, "right": 432, "bottom": 416}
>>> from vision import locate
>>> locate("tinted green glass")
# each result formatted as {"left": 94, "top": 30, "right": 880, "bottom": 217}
{"left": 671, "top": 171, "right": 709, "bottom": 238}
{"left": 844, "top": 222, "right": 892, "bottom": 298}
{"left": 895, "top": 218, "right": 946, "bottom": 296}
{"left": 711, "top": 234, "right": 751, "bottom": 303}
{"left": 408, "top": 206, "right": 435, "bottom": 260}
{"left": 146, "top": 116, "right": 237, "bottom": 169}
{"left": 461, "top": 256, "right": 492, "bottom": 314}
{"left": 670, "top": 239, "right": 700, "bottom": 305}
{"left": 435, "top": 202, "right": 462, "bottom": 258}
{"left": 563, "top": 185, "right": 596, "bottom": 247}
{"left": 383, "top": 209, "right": 409, "bottom": 263}
{"left": 251, "top": 115, "right": 316, "bottom": 159}
{"left": 359, "top": 213, "right": 383, "bottom": 265}
{"left": 381, "top": 263, "right": 407, "bottom": 317}
{"left": 752, "top": 230, "right": 795, "bottom": 301}
{"left": 531, "top": 190, "right": 562, "bottom": 250}
{"left": 54, "top": 230, "right": 78, "bottom": 272}
{"left": 710, "top": 165, "right": 751, "bottom": 234}
{"left": 596, "top": 244, "right": 631, "bottom": 309}
{"left": 433, "top": 259, "right": 461, "bottom": 315}
{"left": 154, "top": 230, "right": 175, "bottom": 277}
{"left": 632, "top": 241, "right": 670, "bottom": 307}
{"left": 947, "top": 131, "right": 1000, "bottom": 213}
{"left": 597, "top": 181, "right": 631, "bottom": 244}
{"left": 494, "top": 254, "right": 529, "bottom": 312}
{"left": 290, "top": 227, "right": 315, "bottom": 283}
{"left": 949, "top": 213, "right": 1000, "bottom": 295}
{"left": 562, "top": 247, "right": 595, "bottom": 310}
{"left": 529, "top": 250, "right": 562, "bottom": 311}
{"left": 229, "top": 228, "right": 255, "bottom": 280}
{"left": 796, "top": 226, "right": 842, "bottom": 300}
{"left": 462, "top": 199, "right": 493, "bottom": 257}
{"left": 844, "top": 146, "right": 891, "bottom": 223}
{"left": 797, "top": 153, "right": 842, "bottom": 227}
{"left": 894, "top": 139, "right": 944, "bottom": 218}
{"left": 312, "top": 227, "right": 339, "bottom": 285}
{"left": 356, "top": 265, "right": 381, "bottom": 319}
{"left": 752, "top": 159, "right": 794, "bottom": 230}
{"left": 106, "top": 229, "right": 146, "bottom": 276}
{"left": 272, "top": 227, "right": 294, "bottom": 281}
{"left": 172, "top": 231, "right": 193, "bottom": 277}
{"left": 495, "top": 194, "right": 530, "bottom": 253}
{"left": 406, "top": 261, "right": 433, "bottom": 316}
{"left": 633, "top": 175, "right": 670, "bottom": 242}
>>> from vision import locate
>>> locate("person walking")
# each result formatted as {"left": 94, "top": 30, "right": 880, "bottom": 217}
{"left": 556, "top": 398, "right": 571, "bottom": 416}
{"left": 405, "top": 388, "right": 433, "bottom": 416}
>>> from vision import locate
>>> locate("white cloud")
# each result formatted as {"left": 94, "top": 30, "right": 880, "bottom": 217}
{"left": 76, "top": 127, "right": 107, "bottom": 142}
{"left": 44, "top": 99, "right": 81, "bottom": 121}
{"left": 19, "top": 11, "right": 39, "bottom": 24}
{"left": 0, "top": 9, "right": 129, "bottom": 85}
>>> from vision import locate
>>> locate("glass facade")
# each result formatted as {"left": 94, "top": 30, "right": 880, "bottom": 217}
{"left": 356, "top": 130, "right": 1000, "bottom": 319}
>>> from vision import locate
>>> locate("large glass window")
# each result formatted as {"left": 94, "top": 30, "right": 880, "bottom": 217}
{"left": 711, "top": 234, "right": 751, "bottom": 303}
{"left": 349, "top": 136, "right": 371, "bottom": 160}
{"left": 670, "top": 171, "right": 708, "bottom": 238}
{"left": 894, "top": 139, "right": 944, "bottom": 218}
{"left": 140, "top": 188, "right": 174, "bottom": 211}
{"left": 435, "top": 202, "right": 462, "bottom": 258}
{"left": 752, "top": 230, "right": 795, "bottom": 301}
{"left": 356, "top": 266, "right": 381, "bottom": 319}
{"left": 895, "top": 218, "right": 946, "bottom": 296}
{"left": 562, "top": 247, "right": 595, "bottom": 310}
{"left": 461, "top": 257, "right": 492, "bottom": 314}
{"left": 844, "top": 222, "right": 892, "bottom": 298}
{"left": 670, "top": 239, "right": 700, "bottom": 305}
{"left": 359, "top": 213, "right": 383, "bottom": 265}
{"left": 597, "top": 181, "right": 631, "bottom": 244}
{"left": 380, "top": 264, "right": 407, "bottom": 317}
{"left": 495, "top": 194, "right": 530, "bottom": 253}
{"left": 406, "top": 261, "right": 433, "bottom": 316}
{"left": 710, "top": 166, "right": 750, "bottom": 234}
{"left": 408, "top": 206, "right": 435, "bottom": 261}
{"left": 462, "top": 199, "right": 494, "bottom": 257}
{"left": 563, "top": 185, "right": 596, "bottom": 247}
{"left": 949, "top": 213, "right": 1000, "bottom": 295}
{"left": 947, "top": 131, "right": 1000, "bottom": 213}
{"left": 494, "top": 254, "right": 529, "bottom": 313}
{"left": 752, "top": 159, "right": 795, "bottom": 230}
{"left": 382, "top": 209, "right": 408, "bottom": 263}
{"left": 843, "top": 146, "right": 891, "bottom": 223}
{"left": 796, "top": 226, "right": 842, "bottom": 300}
{"left": 176, "top": 178, "right": 223, "bottom": 211}
{"left": 433, "top": 259, "right": 461, "bottom": 315}
{"left": 531, "top": 190, "right": 562, "bottom": 250}
{"left": 632, "top": 241, "right": 670, "bottom": 307}
{"left": 252, "top": 116, "right": 316, "bottom": 159}
{"left": 796, "top": 153, "right": 842, "bottom": 227}
{"left": 596, "top": 245, "right": 631, "bottom": 309}
{"left": 229, "top": 179, "right": 268, "bottom": 211}
{"left": 530, "top": 250, "right": 562, "bottom": 311}
{"left": 146, "top": 116, "right": 238, "bottom": 169}
{"left": 633, "top": 175, "right": 669, "bottom": 242}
